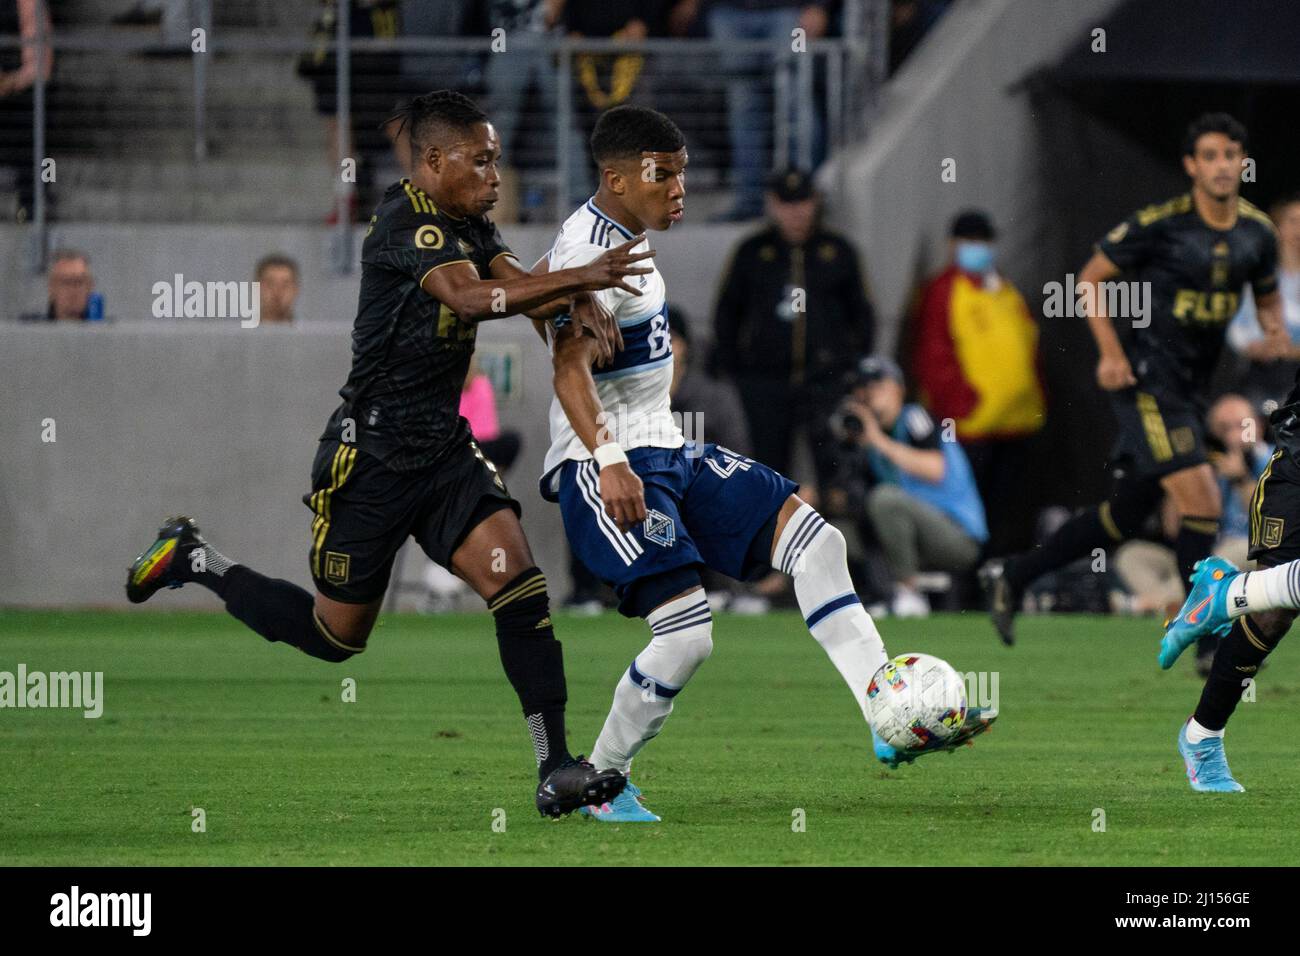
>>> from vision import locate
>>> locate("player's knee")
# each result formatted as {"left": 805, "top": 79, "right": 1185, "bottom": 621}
{"left": 1106, "top": 484, "right": 1161, "bottom": 539}
{"left": 791, "top": 517, "right": 845, "bottom": 577}
{"left": 1251, "top": 608, "right": 1297, "bottom": 640}
{"left": 488, "top": 567, "right": 553, "bottom": 632}
{"left": 675, "top": 622, "right": 714, "bottom": 670}
{"left": 312, "top": 609, "right": 367, "bottom": 662}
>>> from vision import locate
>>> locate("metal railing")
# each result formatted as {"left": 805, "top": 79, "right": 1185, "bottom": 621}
{"left": 2, "top": 0, "right": 889, "bottom": 275}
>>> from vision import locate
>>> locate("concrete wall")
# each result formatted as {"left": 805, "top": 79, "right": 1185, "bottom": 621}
{"left": 0, "top": 320, "right": 565, "bottom": 608}
{"left": 1, "top": 222, "right": 749, "bottom": 332}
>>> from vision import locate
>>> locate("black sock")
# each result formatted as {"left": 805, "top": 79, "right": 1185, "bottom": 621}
{"left": 1176, "top": 515, "right": 1221, "bottom": 657}
{"left": 489, "top": 568, "right": 571, "bottom": 780}
{"left": 1193, "top": 614, "right": 1283, "bottom": 730}
{"left": 220, "top": 565, "right": 358, "bottom": 663}
{"left": 1004, "top": 507, "right": 1113, "bottom": 593}
{"left": 172, "top": 539, "right": 239, "bottom": 595}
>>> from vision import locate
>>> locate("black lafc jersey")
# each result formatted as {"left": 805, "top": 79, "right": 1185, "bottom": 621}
{"left": 321, "top": 178, "right": 515, "bottom": 472}
{"left": 1096, "top": 193, "right": 1278, "bottom": 399}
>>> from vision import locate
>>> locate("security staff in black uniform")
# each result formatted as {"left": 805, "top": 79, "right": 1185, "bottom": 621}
{"left": 710, "top": 167, "right": 876, "bottom": 489}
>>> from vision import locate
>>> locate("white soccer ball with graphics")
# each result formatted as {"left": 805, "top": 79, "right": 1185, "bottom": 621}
{"left": 866, "top": 653, "right": 967, "bottom": 750}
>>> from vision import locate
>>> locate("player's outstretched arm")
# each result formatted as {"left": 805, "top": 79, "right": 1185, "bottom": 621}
{"left": 422, "top": 234, "right": 654, "bottom": 322}
{"left": 494, "top": 253, "right": 624, "bottom": 365}
{"left": 551, "top": 320, "right": 647, "bottom": 532}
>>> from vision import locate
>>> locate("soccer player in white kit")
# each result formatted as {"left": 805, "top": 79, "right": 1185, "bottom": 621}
{"left": 535, "top": 105, "right": 996, "bottom": 821}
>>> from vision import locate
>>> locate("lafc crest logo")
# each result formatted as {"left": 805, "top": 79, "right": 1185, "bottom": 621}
{"left": 1263, "top": 517, "right": 1285, "bottom": 549}
{"left": 324, "top": 551, "right": 351, "bottom": 585}
{"left": 414, "top": 225, "right": 444, "bottom": 250}
{"left": 643, "top": 509, "right": 676, "bottom": 548}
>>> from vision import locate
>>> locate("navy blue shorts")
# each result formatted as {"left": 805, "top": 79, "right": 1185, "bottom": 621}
{"left": 549, "top": 442, "right": 797, "bottom": 615}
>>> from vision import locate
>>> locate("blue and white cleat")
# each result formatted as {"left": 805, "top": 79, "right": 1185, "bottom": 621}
{"left": 873, "top": 707, "right": 998, "bottom": 769}
{"left": 578, "top": 780, "right": 661, "bottom": 822}
{"left": 1177, "top": 720, "right": 1244, "bottom": 793}
{"left": 1159, "top": 556, "right": 1238, "bottom": 670}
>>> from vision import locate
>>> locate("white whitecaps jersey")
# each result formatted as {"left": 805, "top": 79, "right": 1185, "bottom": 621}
{"left": 540, "top": 198, "right": 684, "bottom": 498}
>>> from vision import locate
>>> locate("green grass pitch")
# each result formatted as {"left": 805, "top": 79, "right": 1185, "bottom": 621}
{"left": 3, "top": 608, "right": 1299, "bottom": 866}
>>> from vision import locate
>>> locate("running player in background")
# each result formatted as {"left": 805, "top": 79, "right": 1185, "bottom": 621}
{"left": 985, "top": 113, "right": 1284, "bottom": 678}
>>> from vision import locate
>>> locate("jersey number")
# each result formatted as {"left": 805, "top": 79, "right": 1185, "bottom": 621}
{"left": 647, "top": 314, "right": 670, "bottom": 360}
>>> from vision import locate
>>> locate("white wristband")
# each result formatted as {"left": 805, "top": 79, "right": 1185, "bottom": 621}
{"left": 593, "top": 442, "right": 628, "bottom": 469}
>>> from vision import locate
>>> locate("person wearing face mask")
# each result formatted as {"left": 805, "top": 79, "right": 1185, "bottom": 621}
{"left": 911, "top": 210, "right": 1045, "bottom": 558}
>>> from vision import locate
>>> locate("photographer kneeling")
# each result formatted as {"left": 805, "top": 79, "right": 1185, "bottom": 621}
{"left": 832, "top": 357, "right": 989, "bottom": 617}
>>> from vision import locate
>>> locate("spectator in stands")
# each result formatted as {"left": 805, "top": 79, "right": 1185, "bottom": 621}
{"left": 668, "top": 304, "right": 751, "bottom": 453}
{"left": 478, "top": 1, "right": 565, "bottom": 220}
{"left": 255, "top": 254, "right": 301, "bottom": 325}
{"left": 1227, "top": 193, "right": 1300, "bottom": 406}
{"left": 561, "top": 1, "right": 675, "bottom": 206}
{"left": 296, "top": 0, "right": 403, "bottom": 221}
{"left": 694, "top": 0, "right": 829, "bottom": 221}
{"left": 840, "top": 356, "right": 987, "bottom": 618}
{"left": 27, "top": 249, "right": 98, "bottom": 321}
{"left": 911, "top": 209, "right": 1045, "bottom": 556}
{"left": 712, "top": 167, "right": 874, "bottom": 493}
{"left": 0, "top": 0, "right": 53, "bottom": 223}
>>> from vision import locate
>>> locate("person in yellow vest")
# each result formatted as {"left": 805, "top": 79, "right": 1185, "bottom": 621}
{"left": 911, "top": 210, "right": 1045, "bottom": 556}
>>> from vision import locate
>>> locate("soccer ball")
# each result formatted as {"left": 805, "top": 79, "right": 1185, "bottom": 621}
{"left": 865, "top": 653, "right": 967, "bottom": 750}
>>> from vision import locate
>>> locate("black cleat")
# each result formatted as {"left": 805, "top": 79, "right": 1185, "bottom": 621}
{"left": 125, "top": 516, "right": 204, "bottom": 603}
{"left": 536, "top": 756, "right": 627, "bottom": 818}
{"left": 980, "top": 560, "right": 1019, "bottom": 647}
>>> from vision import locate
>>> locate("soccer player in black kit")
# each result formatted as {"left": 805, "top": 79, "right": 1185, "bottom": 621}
{"left": 986, "top": 114, "right": 1285, "bottom": 675}
{"left": 124, "top": 91, "right": 655, "bottom": 817}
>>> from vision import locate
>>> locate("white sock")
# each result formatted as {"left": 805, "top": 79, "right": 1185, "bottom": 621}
{"left": 774, "top": 504, "right": 888, "bottom": 723}
{"left": 1225, "top": 561, "right": 1300, "bottom": 619}
{"left": 589, "top": 589, "right": 713, "bottom": 774}
{"left": 1184, "top": 717, "right": 1224, "bottom": 743}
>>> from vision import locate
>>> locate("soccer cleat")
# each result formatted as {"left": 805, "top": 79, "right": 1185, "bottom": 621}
{"left": 1158, "top": 556, "right": 1238, "bottom": 670}
{"left": 578, "top": 780, "right": 660, "bottom": 822}
{"left": 1177, "top": 720, "right": 1244, "bottom": 793}
{"left": 535, "top": 756, "right": 627, "bottom": 818}
{"left": 125, "top": 516, "right": 204, "bottom": 603}
{"left": 873, "top": 707, "right": 999, "bottom": 768}
{"left": 980, "top": 560, "right": 1018, "bottom": 646}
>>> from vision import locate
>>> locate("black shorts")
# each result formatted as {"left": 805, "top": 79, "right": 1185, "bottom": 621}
{"left": 302, "top": 436, "right": 519, "bottom": 604}
{"left": 1248, "top": 448, "right": 1300, "bottom": 568}
{"left": 1108, "top": 386, "right": 1207, "bottom": 480}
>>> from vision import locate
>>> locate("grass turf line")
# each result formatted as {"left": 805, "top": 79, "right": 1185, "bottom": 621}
{"left": 2, "top": 609, "right": 1297, "bottom": 866}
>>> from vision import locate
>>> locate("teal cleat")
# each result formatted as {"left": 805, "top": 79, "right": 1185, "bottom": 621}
{"left": 873, "top": 707, "right": 999, "bottom": 769}
{"left": 1159, "top": 556, "right": 1238, "bottom": 670}
{"left": 578, "top": 781, "right": 660, "bottom": 822}
{"left": 1177, "top": 720, "right": 1245, "bottom": 793}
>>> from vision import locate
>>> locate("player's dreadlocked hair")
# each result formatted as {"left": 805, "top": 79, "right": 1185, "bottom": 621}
{"left": 590, "top": 105, "right": 685, "bottom": 166}
{"left": 1182, "top": 112, "right": 1248, "bottom": 156}
{"left": 386, "top": 90, "right": 488, "bottom": 163}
